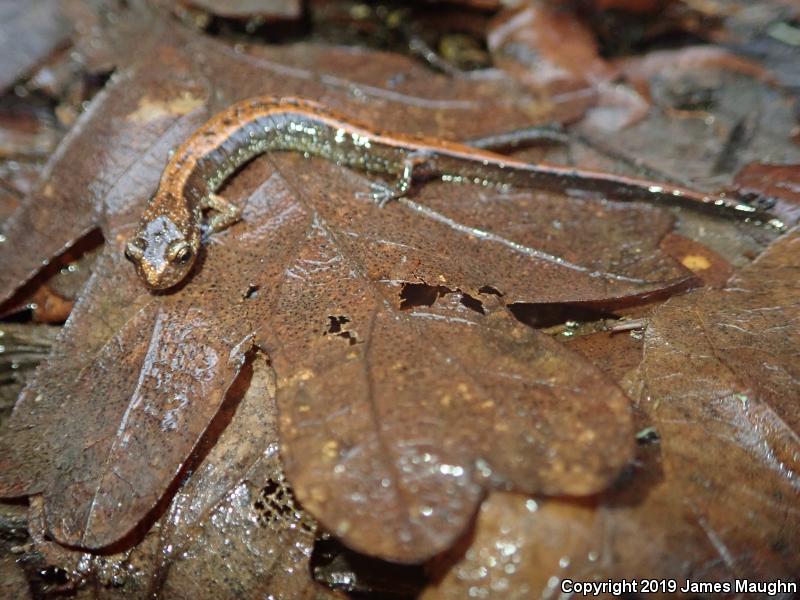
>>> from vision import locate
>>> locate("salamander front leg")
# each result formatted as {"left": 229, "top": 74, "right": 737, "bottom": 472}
{"left": 370, "top": 150, "right": 434, "bottom": 208}
{"left": 202, "top": 193, "right": 243, "bottom": 233}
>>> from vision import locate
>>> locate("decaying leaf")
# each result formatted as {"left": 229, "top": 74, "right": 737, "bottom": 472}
{"left": 0, "top": 7, "right": 583, "bottom": 308}
{"left": 18, "top": 354, "right": 337, "bottom": 598}
{"left": 486, "top": 2, "right": 612, "bottom": 123}
{"left": 0, "top": 7, "right": 697, "bottom": 564}
{"left": 3, "top": 1, "right": 795, "bottom": 593}
{"left": 580, "top": 45, "right": 800, "bottom": 191}
{"left": 422, "top": 493, "right": 599, "bottom": 600}
{"left": 424, "top": 226, "right": 800, "bottom": 595}
{"left": 0, "top": 0, "right": 70, "bottom": 94}
{"left": 659, "top": 231, "right": 734, "bottom": 287}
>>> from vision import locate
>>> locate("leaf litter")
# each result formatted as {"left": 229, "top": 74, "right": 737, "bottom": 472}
{"left": 19, "top": 353, "right": 338, "bottom": 598}
{"left": 424, "top": 225, "right": 800, "bottom": 597}
{"left": 0, "top": 0, "right": 797, "bottom": 596}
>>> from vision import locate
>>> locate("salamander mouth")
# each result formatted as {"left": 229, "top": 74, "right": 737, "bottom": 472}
{"left": 146, "top": 277, "right": 181, "bottom": 290}
{"left": 137, "top": 263, "right": 187, "bottom": 290}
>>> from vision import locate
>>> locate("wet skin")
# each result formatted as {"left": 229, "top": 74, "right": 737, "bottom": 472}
{"left": 126, "top": 97, "right": 784, "bottom": 290}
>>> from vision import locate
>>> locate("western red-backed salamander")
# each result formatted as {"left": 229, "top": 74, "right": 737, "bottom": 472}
{"left": 125, "top": 96, "right": 783, "bottom": 290}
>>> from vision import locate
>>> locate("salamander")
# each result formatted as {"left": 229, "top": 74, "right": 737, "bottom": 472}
{"left": 125, "top": 96, "right": 783, "bottom": 290}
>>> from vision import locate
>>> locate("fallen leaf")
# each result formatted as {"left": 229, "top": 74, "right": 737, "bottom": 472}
{"left": 423, "top": 493, "right": 598, "bottom": 600}
{"left": 618, "top": 45, "right": 779, "bottom": 89}
{"left": 659, "top": 231, "right": 734, "bottom": 287}
{"left": 487, "top": 2, "right": 654, "bottom": 131}
{"left": 18, "top": 354, "right": 338, "bottom": 599}
{"left": 579, "top": 45, "right": 800, "bottom": 192}
{"left": 486, "top": 3, "right": 608, "bottom": 121}
{"left": 423, "top": 225, "right": 800, "bottom": 594}
{"left": 0, "top": 11, "right": 583, "bottom": 309}
{"left": 0, "top": 13, "right": 695, "bottom": 563}
{"left": 0, "top": 0, "right": 70, "bottom": 94}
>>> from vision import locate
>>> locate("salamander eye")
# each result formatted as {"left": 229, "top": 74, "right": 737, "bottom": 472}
{"left": 124, "top": 239, "right": 145, "bottom": 262}
{"left": 168, "top": 241, "right": 193, "bottom": 264}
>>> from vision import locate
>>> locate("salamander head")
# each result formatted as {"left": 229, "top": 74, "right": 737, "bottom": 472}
{"left": 125, "top": 216, "right": 197, "bottom": 290}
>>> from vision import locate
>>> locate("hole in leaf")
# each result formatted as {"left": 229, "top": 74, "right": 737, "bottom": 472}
{"left": 400, "top": 283, "right": 490, "bottom": 316}
{"left": 326, "top": 315, "right": 349, "bottom": 334}
{"left": 399, "top": 282, "right": 451, "bottom": 309}
{"left": 244, "top": 284, "right": 259, "bottom": 299}
{"left": 478, "top": 285, "right": 502, "bottom": 296}
{"left": 324, "top": 315, "right": 359, "bottom": 345}
{"left": 460, "top": 293, "right": 485, "bottom": 315}
{"left": 252, "top": 474, "right": 314, "bottom": 534}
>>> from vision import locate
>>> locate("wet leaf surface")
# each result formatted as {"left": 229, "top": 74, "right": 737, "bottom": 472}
{"left": 0, "top": 1, "right": 797, "bottom": 596}
{"left": 16, "top": 356, "right": 337, "bottom": 599}
{"left": 659, "top": 231, "right": 734, "bottom": 288}
{"left": 0, "top": 10, "right": 587, "bottom": 309}
{"left": 425, "top": 226, "right": 800, "bottom": 596}
{"left": 138, "top": 353, "right": 335, "bottom": 599}
{"left": 0, "top": 2, "right": 698, "bottom": 564}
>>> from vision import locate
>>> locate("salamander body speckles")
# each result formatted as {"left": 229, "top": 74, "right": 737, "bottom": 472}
{"left": 125, "top": 96, "right": 781, "bottom": 291}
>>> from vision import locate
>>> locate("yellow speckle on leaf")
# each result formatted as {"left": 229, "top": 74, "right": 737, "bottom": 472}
{"left": 307, "top": 484, "right": 328, "bottom": 504}
{"left": 282, "top": 368, "right": 314, "bottom": 386}
{"left": 322, "top": 440, "right": 339, "bottom": 459}
{"left": 127, "top": 91, "right": 204, "bottom": 123}
{"left": 681, "top": 254, "right": 712, "bottom": 271}
{"left": 336, "top": 520, "right": 351, "bottom": 535}
{"left": 456, "top": 382, "right": 474, "bottom": 401}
